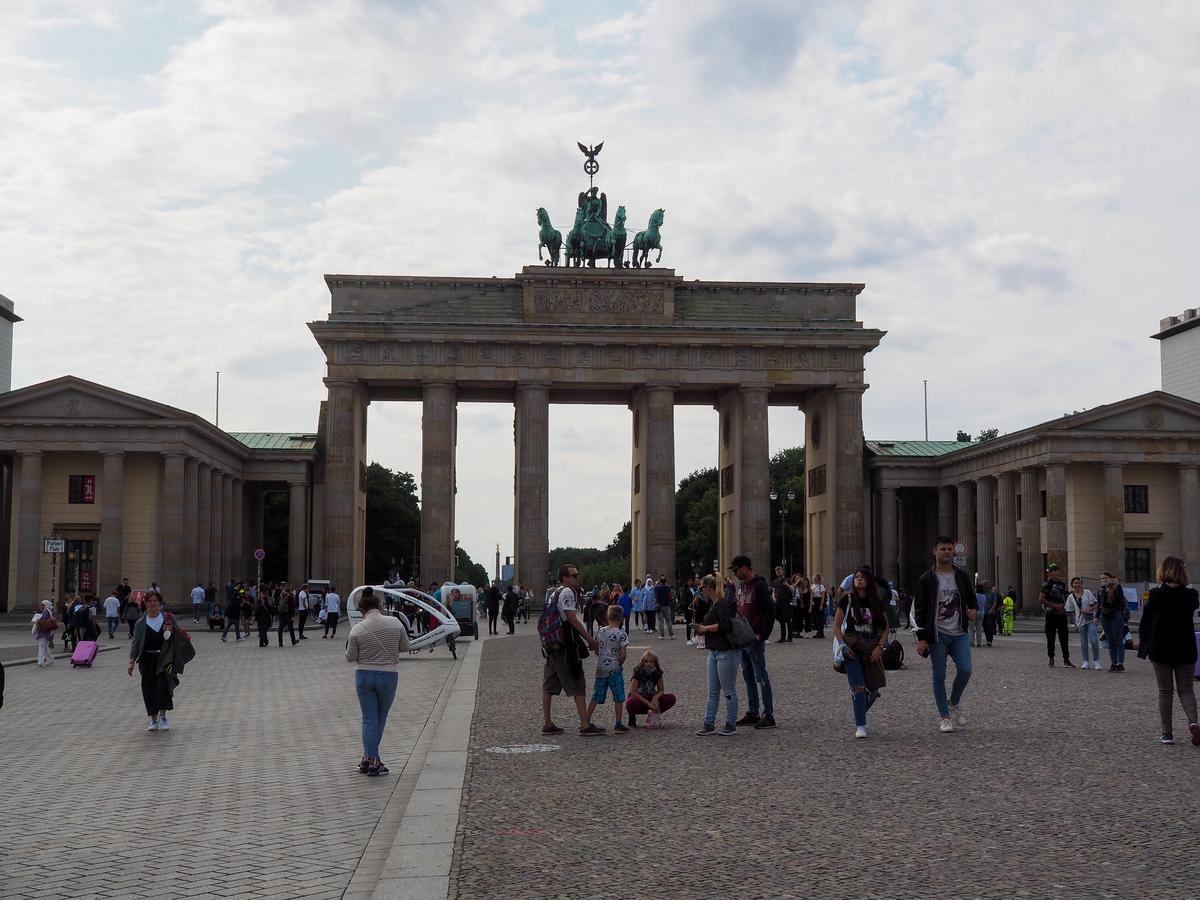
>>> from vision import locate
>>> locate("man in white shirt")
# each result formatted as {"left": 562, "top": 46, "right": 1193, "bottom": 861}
{"left": 190, "top": 582, "right": 205, "bottom": 623}
{"left": 297, "top": 584, "right": 310, "bottom": 640}
{"left": 103, "top": 590, "right": 122, "bottom": 639}
{"left": 323, "top": 586, "right": 342, "bottom": 638}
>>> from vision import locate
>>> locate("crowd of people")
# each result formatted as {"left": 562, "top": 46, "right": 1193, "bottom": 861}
{"left": 538, "top": 539, "right": 1200, "bottom": 746}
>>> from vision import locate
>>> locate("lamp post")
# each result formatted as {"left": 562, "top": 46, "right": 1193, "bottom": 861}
{"left": 769, "top": 489, "right": 797, "bottom": 572}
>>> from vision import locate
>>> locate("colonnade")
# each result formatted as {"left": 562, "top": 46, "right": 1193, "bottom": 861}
{"left": 875, "top": 463, "right": 1200, "bottom": 609}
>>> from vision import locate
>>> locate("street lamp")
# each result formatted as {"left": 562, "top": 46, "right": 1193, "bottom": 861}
{"left": 769, "top": 489, "right": 796, "bottom": 572}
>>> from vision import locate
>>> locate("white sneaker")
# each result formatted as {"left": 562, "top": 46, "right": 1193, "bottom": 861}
{"left": 147, "top": 719, "right": 159, "bottom": 731}
{"left": 950, "top": 705, "right": 966, "bottom": 727}
{"left": 158, "top": 715, "right": 169, "bottom": 731}
{"left": 854, "top": 726, "right": 868, "bottom": 739}
{"left": 939, "top": 718, "right": 954, "bottom": 733}
{"left": 1094, "top": 661, "right": 1104, "bottom": 670}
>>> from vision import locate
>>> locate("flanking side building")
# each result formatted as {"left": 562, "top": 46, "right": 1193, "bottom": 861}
{"left": 866, "top": 391, "right": 1200, "bottom": 609}
{"left": 0, "top": 376, "right": 318, "bottom": 612}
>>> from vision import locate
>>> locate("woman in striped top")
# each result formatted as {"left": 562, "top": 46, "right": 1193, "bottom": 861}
{"left": 345, "top": 587, "right": 410, "bottom": 776}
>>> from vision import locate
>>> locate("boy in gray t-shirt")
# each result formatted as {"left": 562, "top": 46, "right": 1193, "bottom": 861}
{"left": 586, "top": 606, "right": 630, "bottom": 733}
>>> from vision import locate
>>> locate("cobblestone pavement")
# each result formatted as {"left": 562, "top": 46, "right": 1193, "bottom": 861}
{"left": 453, "top": 628, "right": 1200, "bottom": 899}
{"left": 0, "top": 623, "right": 460, "bottom": 900}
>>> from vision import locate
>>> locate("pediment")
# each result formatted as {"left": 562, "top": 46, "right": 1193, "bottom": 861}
{"left": 0, "top": 377, "right": 190, "bottom": 423}
{"left": 1062, "top": 393, "right": 1200, "bottom": 434}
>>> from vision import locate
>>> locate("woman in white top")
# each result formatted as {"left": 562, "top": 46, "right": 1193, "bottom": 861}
{"left": 345, "top": 587, "right": 409, "bottom": 776}
{"left": 1069, "top": 577, "right": 1101, "bottom": 670}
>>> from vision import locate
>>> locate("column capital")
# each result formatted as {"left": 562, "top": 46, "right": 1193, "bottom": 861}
{"left": 100, "top": 449, "right": 126, "bottom": 457}
{"left": 160, "top": 451, "right": 187, "bottom": 460}
{"left": 288, "top": 478, "right": 309, "bottom": 488}
{"left": 17, "top": 449, "right": 42, "bottom": 458}
{"left": 738, "top": 383, "right": 772, "bottom": 396}
{"left": 515, "top": 381, "right": 552, "bottom": 393}
{"left": 323, "top": 377, "right": 363, "bottom": 388}
{"left": 420, "top": 380, "right": 456, "bottom": 389}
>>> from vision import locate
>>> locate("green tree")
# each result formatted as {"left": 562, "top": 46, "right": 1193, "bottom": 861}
{"left": 768, "top": 447, "right": 806, "bottom": 573}
{"left": 675, "top": 468, "right": 718, "bottom": 578}
{"left": 452, "top": 541, "right": 489, "bottom": 588}
{"left": 364, "top": 462, "right": 420, "bottom": 584}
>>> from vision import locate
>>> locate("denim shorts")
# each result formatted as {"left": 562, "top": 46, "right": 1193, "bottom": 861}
{"left": 591, "top": 671, "right": 626, "bottom": 704}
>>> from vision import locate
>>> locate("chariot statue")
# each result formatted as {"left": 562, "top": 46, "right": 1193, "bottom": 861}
{"left": 534, "top": 142, "right": 665, "bottom": 269}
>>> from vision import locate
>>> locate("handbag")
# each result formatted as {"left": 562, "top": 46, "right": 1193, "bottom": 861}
{"left": 729, "top": 614, "right": 757, "bottom": 649}
{"left": 832, "top": 634, "right": 847, "bottom": 673}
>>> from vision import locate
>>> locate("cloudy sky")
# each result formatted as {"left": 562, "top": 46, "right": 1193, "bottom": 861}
{"left": 3, "top": 1, "right": 1197, "bottom": 570}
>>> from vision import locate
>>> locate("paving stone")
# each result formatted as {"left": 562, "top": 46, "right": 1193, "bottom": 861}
{"left": 451, "top": 630, "right": 1200, "bottom": 898}
{"left": 0, "top": 627, "right": 455, "bottom": 899}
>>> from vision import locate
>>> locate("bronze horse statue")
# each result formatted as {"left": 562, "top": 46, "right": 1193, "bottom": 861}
{"left": 632, "top": 208, "right": 665, "bottom": 268}
{"left": 536, "top": 207, "right": 562, "bottom": 266}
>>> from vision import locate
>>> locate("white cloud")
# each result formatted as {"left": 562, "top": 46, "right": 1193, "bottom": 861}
{"left": 0, "top": 0, "right": 1196, "bottom": 565}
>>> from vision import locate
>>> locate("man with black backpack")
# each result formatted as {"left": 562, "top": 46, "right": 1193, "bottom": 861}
{"left": 540, "top": 564, "right": 604, "bottom": 736}
{"left": 731, "top": 555, "right": 778, "bottom": 730}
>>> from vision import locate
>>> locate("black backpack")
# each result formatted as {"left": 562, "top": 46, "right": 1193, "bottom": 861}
{"left": 881, "top": 639, "right": 905, "bottom": 670}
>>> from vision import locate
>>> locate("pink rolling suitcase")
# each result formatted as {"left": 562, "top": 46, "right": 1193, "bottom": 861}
{"left": 70, "top": 640, "right": 98, "bottom": 668}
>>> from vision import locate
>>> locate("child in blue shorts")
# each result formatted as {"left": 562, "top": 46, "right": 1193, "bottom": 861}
{"left": 587, "top": 605, "right": 630, "bottom": 733}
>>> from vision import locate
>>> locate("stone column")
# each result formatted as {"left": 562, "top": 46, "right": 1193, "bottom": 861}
{"left": 15, "top": 451, "right": 43, "bottom": 609}
{"left": 897, "top": 492, "right": 912, "bottom": 589}
{"left": 221, "top": 474, "right": 234, "bottom": 585}
{"left": 1103, "top": 464, "right": 1125, "bottom": 580}
{"left": 878, "top": 486, "right": 898, "bottom": 585}
{"left": 1180, "top": 466, "right": 1200, "bottom": 576}
{"left": 975, "top": 476, "right": 996, "bottom": 587}
{"left": 210, "top": 471, "right": 224, "bottom": 587}
{"left": 159, "top": 453, "right": 186, "bottom": 605}
{"left": 1045, "top": 464, "right": 1067, "bottom": 573}
{"left": 288, "top": 480, "right": 308, "bottom": 587}
{"left": 421, "top": 382, "right": 457, "bottom": 586}
{"left": 197, "top": 464, "right": 212, "bottom": 588}
{"left": 742, "top": 386, "right": 772, "bottom": 575}
{"left": 995, "top": 473, "right": 1018, "bottom": 596}
{"left": 99, "top": 451, "right": 125, "bottom": 597}
{"left": 956, "top": 482, "right": 976, "bottom": 576}
{"left": 324, "top": 379, "right": 369, "bottom": 594}
{"left": 232, "top": 478, "right": 244, "bottom": 581}
{"left": 514, "top": 383, "right": 549, "bottom": 600}
{"left": 937, "top": 486, "right": 956, "bottom": 538}
{"left": 183, "top": 458, "right": 198, "bottom": 583}
{"left": 631, "top": 385, "right": 676, "bottom": 582}
{"left": 1019, "top": 467, "right": 1042, "bottom": 612}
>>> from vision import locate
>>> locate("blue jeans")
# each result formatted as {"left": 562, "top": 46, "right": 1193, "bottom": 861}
{"left": 1101, "top": 615, "right": 1125, "bottom": 666}
{"left": 740, "top": 639, "right": 773, "bottom": 717}
{"left": 1079, "top": 621, "right": 1100, "bottom": 665}
{"left": 705, "top": 649, "right": 740, "bottom": 727}
{"left": 106, "top": 616, "right": 119, "bottom": 637}
{"left": 221, "top": 616, "right": 241, "bottom": 639}
{"left": 355, "top": 669, "right": 399, "bottom": 759}
{"left": 929, "top": 632, "right": 972, "bottom": 718}
{"left": 844, "top": 656, "right": 879, "bottom": 728}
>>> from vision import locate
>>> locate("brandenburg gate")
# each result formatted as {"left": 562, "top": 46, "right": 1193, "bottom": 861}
{"left": 308, "top": 267, "right": 884, "bottom": 601}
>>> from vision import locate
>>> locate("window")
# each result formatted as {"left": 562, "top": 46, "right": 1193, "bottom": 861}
{"left": 68, "top": 474, "right": 95, "bottom": 504}
{"left": 806, "top": 465, "right": 826, "bottom": 498}
{"left": 720, "top": 465, "right": 734, "bottom": 498}
{"left": 1040, "top": 490, "right": 1047, "bottom": 518}
{"left": 1124, "top": 485, "right": 1149, "bottom": 514}
{"left": 1125, "top": 548, "right": 1152, "bottom": 583}
{"left": 1017, "top": 494, "right": 1022, "bottom": 520}
{"left": 633, "top": 464, "right": 641, "bottom": 495}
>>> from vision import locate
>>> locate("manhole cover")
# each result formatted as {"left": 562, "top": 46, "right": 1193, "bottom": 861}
{"left": 485, "top": 744, "right": 562, "bottom": 754}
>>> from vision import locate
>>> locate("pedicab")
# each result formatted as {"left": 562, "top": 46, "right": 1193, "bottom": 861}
{"left": 346, "top": 584, "right": 461, "bottom": 658}
{"left": 440, "top": 582, "right": 479, "bottom": 641}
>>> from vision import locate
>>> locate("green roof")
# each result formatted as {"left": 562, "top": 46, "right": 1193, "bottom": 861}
{"left": 865, "top": 440, "right": 973, "bottom": 458}
{"left": 229, "top": 432, "right": 318, "bottom": 451}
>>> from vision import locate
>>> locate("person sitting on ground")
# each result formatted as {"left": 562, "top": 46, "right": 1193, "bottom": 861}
{"left": 586, "top": 606, "right": 630, "bottom": 734}
{"left": 626, "top": 649, "right": 675, "bottom": 729}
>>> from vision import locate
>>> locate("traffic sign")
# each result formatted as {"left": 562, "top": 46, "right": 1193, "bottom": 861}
{"left": 952, "top": 541, "right": 967, "bottom": 556}
{"left": 44, "top": 538, "right": 65, "bottom": 554}
{"left": 254, "top": 548, "right": 266, "bottom": 560}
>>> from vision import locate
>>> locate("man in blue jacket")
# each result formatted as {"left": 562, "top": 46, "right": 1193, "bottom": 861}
{"left": 912, "top": 536, "right": 978, "bottom": 733}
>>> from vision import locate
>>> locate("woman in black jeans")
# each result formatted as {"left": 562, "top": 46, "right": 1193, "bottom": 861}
{"left": 1138, "top": 556, "right": 1199, "bottom": 745}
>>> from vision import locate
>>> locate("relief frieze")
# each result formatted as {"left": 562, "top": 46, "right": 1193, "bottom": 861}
{"left": 531, "top": 286, "right": 664, "bottom": 316}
